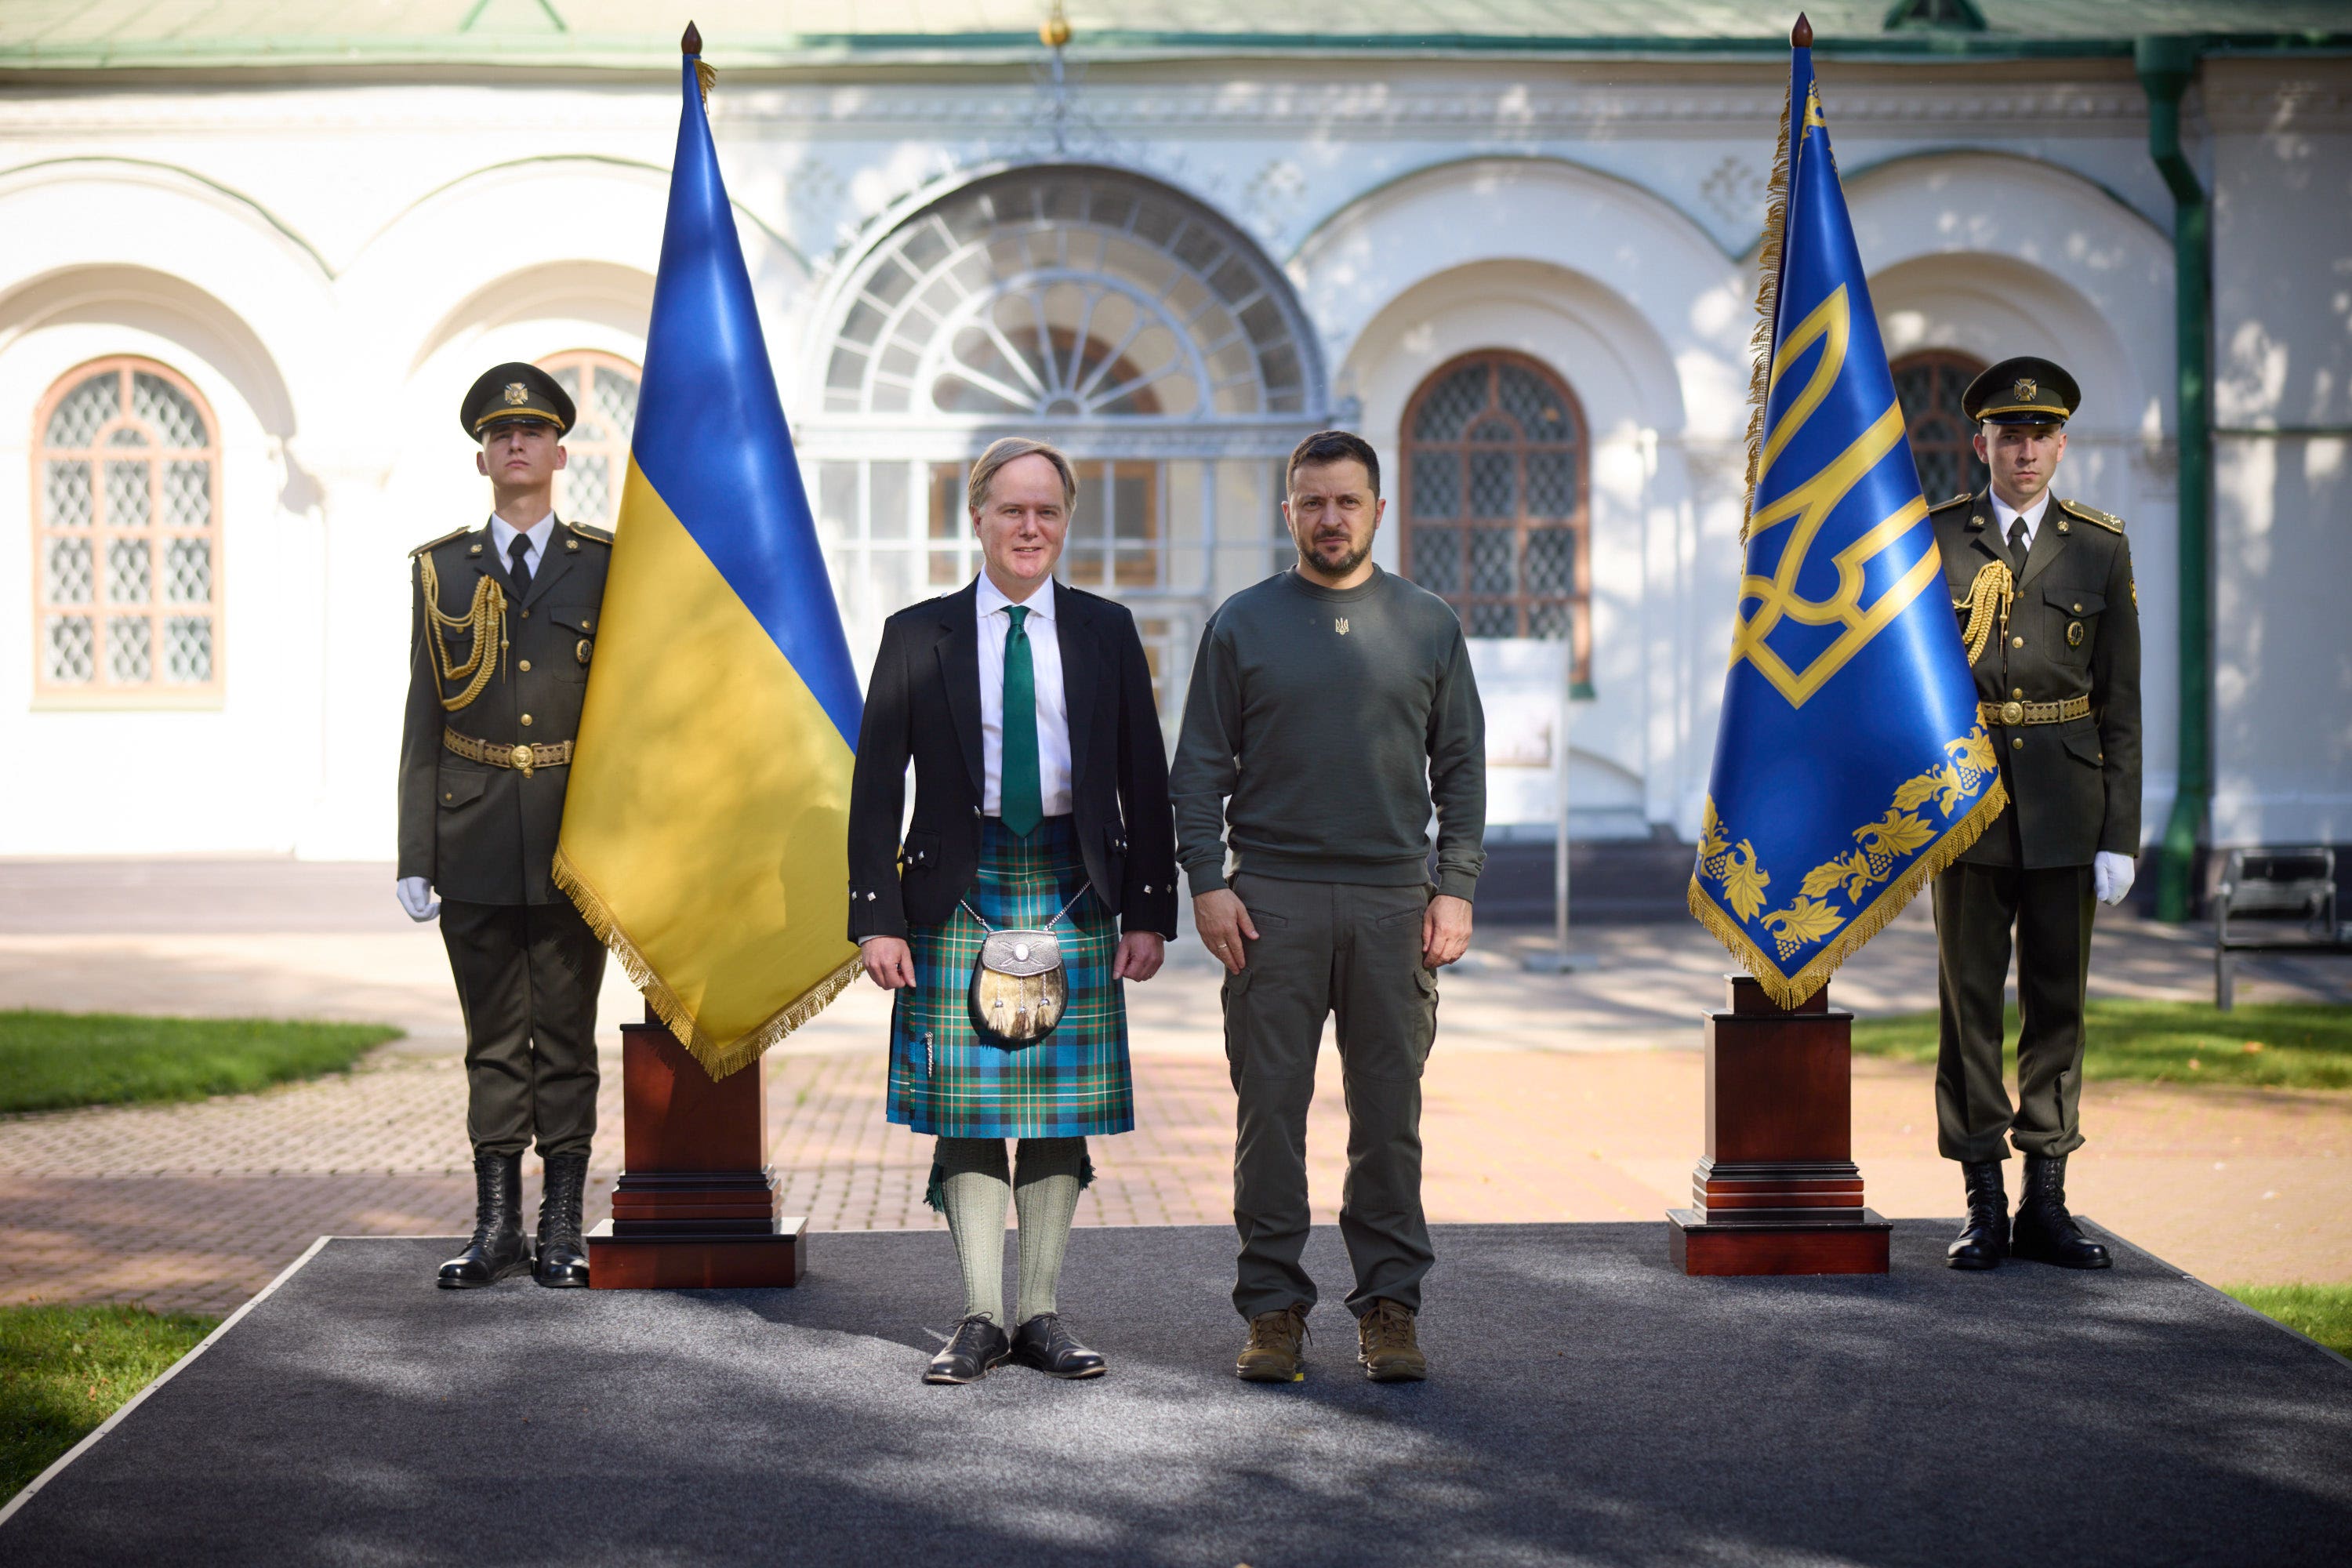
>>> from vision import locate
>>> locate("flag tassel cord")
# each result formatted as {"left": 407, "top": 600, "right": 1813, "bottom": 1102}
{"left": 1687, "top": 776, "right": 2010, "bottom": 1010}
{"left": 1739, "top": 91, "right": 1793, "bottom": 543}
{"left": 553, "top": 847, "right": 861, "bottom": 1081}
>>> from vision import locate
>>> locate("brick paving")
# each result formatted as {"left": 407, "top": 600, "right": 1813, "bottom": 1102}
{"left": 2, "top": 858, "right": 2347, "bottom": 1316}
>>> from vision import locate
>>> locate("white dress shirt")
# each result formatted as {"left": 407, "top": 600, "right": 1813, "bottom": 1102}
{"left": 487, "top": 511, "right": 557, "bottom": 581}
{"left": 1988, "top": 490, "right": 2052, "bottom": 559}
{"left": 977, "top": 572, "right": 1073, "bottom": 818}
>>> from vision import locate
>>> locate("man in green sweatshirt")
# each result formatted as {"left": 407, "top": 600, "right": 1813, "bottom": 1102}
{"left": 1171, "top": 429, "right": 1486, "bottom": 1385}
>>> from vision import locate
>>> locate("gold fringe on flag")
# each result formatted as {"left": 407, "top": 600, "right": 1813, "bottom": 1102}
{"left": 1686, "top": 775, "right": 2009, "bottom": 1009}
{"left": 1739, "top": 90, "right": 1794, "bottom": 543}
{"left": 552, "top": 845, "right": 860, "bottom": 1081}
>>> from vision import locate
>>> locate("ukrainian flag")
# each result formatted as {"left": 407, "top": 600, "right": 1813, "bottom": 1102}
{"left": 1689, "top": 30, "right": 2007, "bottom": 1006}
{"left": 555, "top": 35, "right": 862, "bottom": 1078}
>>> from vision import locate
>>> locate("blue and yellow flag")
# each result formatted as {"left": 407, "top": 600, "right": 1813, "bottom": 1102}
{"left": 1689, "top": 34, "right": 2005, "bottom": 1007}
{"left": 556, "top": 37, "right": 862, "bottom": 1078}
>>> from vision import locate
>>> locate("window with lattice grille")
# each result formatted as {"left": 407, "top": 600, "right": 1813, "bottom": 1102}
{"left": 1892, "top": 350, "right": 1990, "bottom": 505}
{"left": 1400, "top": 351, "right": 1590, "bottom": 681}
{"left": 536, "top": 350, "right": 641, "bottom": 530}
{"left": 32, "top": 358, "right": 223, "bottom": 701}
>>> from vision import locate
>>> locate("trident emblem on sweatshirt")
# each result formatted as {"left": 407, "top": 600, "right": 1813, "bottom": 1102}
{"left": 1334, "top": 618, "right": 1350, "bottom": 635}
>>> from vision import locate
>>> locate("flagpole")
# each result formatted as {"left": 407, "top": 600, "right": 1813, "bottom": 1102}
{"left": 1668, "top": 12, "right": 1888, "bottom": 1276}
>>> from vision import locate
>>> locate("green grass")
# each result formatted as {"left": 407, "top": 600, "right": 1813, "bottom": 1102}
{"left": 1849, "top": 1000, "right": 2352, "bottom": 1089}
{"left": 0, "top": 1010, "right": 400, "bottom": 1114}
{"left": 0, "top": 1305, "right": 217, "bottom": 1501}
{"left": 2221, "top": 1285, "right": 2352, "bottom": 1358}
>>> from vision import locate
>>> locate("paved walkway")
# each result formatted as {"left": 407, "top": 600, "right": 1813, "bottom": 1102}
{"left": 2, "top": 859, "right": 2347, "bottom": 1315}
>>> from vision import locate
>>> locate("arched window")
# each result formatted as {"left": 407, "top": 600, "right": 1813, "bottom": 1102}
{"left": 1892, "top": 350, "right": 1989, "bottom": 504}
{"left": 33, "top": 358, "right": 222, "bottom": 700}
{"left": 536, "top": 349, "right": 640, "bottom": 530}
{"left": 1402, "top": 351, "right": 1590, "bottom": 678}
{"left": 804, "top": 165, "right": 1327, "bottom": 724}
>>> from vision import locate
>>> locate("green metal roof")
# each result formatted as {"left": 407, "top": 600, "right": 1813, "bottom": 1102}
{"left": 2, "top": 1, "right": 2347, "bottom": 71}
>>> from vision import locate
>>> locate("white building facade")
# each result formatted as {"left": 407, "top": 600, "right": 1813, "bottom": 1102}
{"left": 2, "top": 4, "right": 2347, "bottom": 898}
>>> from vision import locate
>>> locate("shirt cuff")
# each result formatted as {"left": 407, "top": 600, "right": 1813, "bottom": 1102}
{"left": 1436, "top": 869, "right": 1480, "bottom": 902}
{"left": 1180, "top": 859, "right": 1228, "bottom": 897}
{"left": 855, "top": 934, "right": 898, "bottom": 946}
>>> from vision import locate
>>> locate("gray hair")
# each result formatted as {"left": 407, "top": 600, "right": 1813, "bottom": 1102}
{"left": 967, "top": 437, "right": 1078, "bottom": 516}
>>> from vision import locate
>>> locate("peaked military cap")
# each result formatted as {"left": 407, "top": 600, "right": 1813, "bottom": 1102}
{"left": 459, "top": 361, "right": 575, "bottom": 439}
{"left": 1963, "top": 357, "right": 2078, "bottom": 426}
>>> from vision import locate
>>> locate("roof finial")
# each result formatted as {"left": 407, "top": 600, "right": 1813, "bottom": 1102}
{"left": 1040, "top": 2, "right": 1072, "bottom": 50}
{"left": 1791, "top": 13, "right": 1813, "bottom": 47}
{"left": 682, "top": 20, "right": 702, "bottom": 54}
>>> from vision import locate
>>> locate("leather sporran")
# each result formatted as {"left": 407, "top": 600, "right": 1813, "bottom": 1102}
{"left": 962, "top": 887, "right": 1087, "bottom": 1050}
{"left": 969, "top": 927, "right": 1067, "bottom": 1047}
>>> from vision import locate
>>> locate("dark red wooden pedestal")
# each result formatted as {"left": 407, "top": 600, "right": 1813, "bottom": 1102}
{"left": 1667, "top": 975, "right": 1890, "bottom": 1276}
{"left": 586, "top": 1007, "right": 806, "bottom": 1289}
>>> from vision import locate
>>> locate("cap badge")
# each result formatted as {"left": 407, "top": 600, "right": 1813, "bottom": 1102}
{"left": 503, "top": 382, "right": 530, "bottom": 406}
{"left": 2014, "top": 378, "right": 2038, "bottom": 402}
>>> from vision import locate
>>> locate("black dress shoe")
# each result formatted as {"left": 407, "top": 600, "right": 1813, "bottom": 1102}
{"left": 2011, "top": 1153, "right": 2111, "bottom": 1269}
{"left": 924, "top": 1315, "right": 1011, "bottom": 1385}
{"left": 534, "top": 1151, "right": 592, "bottom": 1288}
{"left": 1946, "top": 1159, "right": 2010, "bottom": 1270}
{"left": 1011, "top": 1313, "right": 1107, "bottom": 1379}
{"left": 438, "top": 1151, "right": 535, "bottom": 1288}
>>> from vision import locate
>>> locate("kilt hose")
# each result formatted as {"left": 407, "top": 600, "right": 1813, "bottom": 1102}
{"left": 888, "top": 814, "right": 1134, "bottom": 1145}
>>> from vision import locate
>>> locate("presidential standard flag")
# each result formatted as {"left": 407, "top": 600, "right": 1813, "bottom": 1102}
{"left": 555, "top": 30, "right": 862, "bottom": 1078}
{"left": 1688, "top": 26, "right": 2007, "bottom": 1007}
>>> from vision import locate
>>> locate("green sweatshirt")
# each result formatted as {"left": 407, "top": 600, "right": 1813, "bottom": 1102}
{"left": 1171, "top": 566, "right": 1486, "bottom": 899}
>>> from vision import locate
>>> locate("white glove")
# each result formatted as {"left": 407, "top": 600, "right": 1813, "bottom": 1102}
{"left": 395, "top": 876, "right": 441, "bottom": 922}
{"left": 2092, "top": 851, "right": 2134, "bottom": 908}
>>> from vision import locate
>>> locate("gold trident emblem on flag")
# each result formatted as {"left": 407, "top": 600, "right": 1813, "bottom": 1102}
{"left": 1727, "top": 285, "right": 1944, "bottom": 709}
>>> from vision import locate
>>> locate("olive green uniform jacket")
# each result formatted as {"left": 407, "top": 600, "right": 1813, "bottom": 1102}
{"left": 396, "top": 520, "right": 612, "bottom": 906}
{"left": 1930, "top": 491, "right": 2141, "bottom": 867}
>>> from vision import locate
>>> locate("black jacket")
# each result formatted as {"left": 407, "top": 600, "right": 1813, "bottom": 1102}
{"left": 847, "top": 579, "right": 1178, "bottom": 940}
{"left": 1931, "top": 491, "right": 2141, "bottom": 869}
{"left": 397, "top": 520, "right": 611, "bottom": 905}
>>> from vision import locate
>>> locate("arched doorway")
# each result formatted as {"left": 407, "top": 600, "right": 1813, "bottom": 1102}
{"left": 1399, "top": 350, "right": 1591, "bottom": 684}
{"left": 1892, "top": 349, "right": 1989, "bottom": 503}
{"left": 799, "top": 165, "right": 1328, "bottom": 717}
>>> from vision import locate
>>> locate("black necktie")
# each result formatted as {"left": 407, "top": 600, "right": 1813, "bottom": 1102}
{"left": 2006, "top": 517, "right": 2029, "bottom": 575}
{"left": 506, "top": 533, "right": 533, "bottom": 601}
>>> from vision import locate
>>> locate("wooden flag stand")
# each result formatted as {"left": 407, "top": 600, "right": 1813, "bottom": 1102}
{"left": 1667, "top": 975, "right": 1891, "bottom": 1275}
{"left": 586, "top": 1004, "right": 807, "bottom": 1288}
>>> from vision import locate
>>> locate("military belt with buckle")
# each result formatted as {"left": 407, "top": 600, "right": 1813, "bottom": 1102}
{"left": 443, "top": 726, "right": 573, "bottom": 779}
{"left": 1978, "top": 695, "right": 2091, "bottom": 728}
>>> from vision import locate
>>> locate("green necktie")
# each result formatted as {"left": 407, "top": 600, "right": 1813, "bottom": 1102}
{"left": 999, "top": 604, "right": 1043, "bottom": 837}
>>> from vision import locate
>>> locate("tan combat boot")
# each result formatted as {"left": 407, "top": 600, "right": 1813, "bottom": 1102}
{"left": 1356, "top": 1298, "right": 1428, "bottom": 1382}
{"left": 1235, "top": 1304, "right": 1310, "bottom": 1383}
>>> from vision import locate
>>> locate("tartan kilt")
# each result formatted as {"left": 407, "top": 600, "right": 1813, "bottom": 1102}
{"left": 887, "top": 814, "right": 1134, "bottom": 1138}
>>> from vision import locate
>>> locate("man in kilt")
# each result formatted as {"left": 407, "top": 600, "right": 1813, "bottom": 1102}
{"left": 848, "top": 437, "right": 1178, "bottom": 1384}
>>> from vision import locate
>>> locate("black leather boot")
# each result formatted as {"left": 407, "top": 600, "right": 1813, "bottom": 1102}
{"left": 2011, "top": 1153, "right": 2111, "bottom": 1269}
{"left": 534, "top": 1152, "right": 592, "bottom": 1288}
{"left": 437, "top": 1151, "right": 533, "bottom": 1288}
{"left": 1945, "top": 1160, "right": 2009, "bottom": 1270}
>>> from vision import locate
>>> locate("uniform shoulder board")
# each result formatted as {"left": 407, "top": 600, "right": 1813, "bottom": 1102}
{"left": 1927, "top": 492, "right": 1973, "bottom": 514}
{"left": 2057, "top": 498, "right": 2125, "bottom": 533}
{"left": 565, "top": 521, "right": 614, "bottom": 545}
{"left": 408, "top": 526, "right": 472, "bottom": 557}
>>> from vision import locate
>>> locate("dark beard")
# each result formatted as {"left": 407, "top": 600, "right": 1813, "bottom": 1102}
{"left": 1298, "top": 532, "right": 1371, "bottom": 577}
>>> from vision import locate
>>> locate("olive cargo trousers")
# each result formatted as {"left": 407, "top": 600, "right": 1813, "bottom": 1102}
{"left": 1224, "top": 873, "right": 1439, "bottom": 1321}
{"left": 440, "top": 898, "right": 607, "bottom": 1160}
{"left": 1932, "top": 861, "right": 2096, "bottom": 1163}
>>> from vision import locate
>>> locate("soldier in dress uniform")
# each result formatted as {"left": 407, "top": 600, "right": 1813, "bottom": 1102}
{"left": 1928, "top": 356, "right": 2140, "bottom": 1272}
{"left": 397, "top": 362, "right": 613, "bottom": 1289}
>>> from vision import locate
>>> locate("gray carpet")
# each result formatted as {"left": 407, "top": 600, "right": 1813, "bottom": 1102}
{"left": 5, "top": 1222, "right": 2347, "bottom": 1566}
